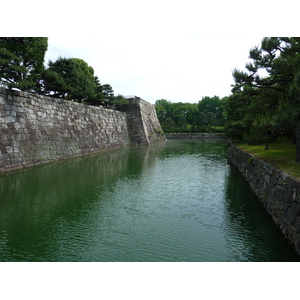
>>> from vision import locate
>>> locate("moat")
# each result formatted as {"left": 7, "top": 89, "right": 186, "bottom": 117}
{"left": 0, "top": 139, "right": 298, "bottom": 261}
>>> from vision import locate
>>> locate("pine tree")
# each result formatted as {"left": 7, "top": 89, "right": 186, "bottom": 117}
{"left": 0, "top": 37, "right": 48, "bottom": 90}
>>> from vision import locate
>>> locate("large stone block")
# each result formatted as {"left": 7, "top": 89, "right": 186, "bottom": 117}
{"left": 287, "top": 202, "right": 300, "bottom": 225}
{"left": 0, "top": 89, "right": 164, "bottom": 173}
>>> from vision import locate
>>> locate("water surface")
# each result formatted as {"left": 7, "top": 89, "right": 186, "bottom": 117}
{"left": 0, "top": 140, "right": 298, "bottom": 261}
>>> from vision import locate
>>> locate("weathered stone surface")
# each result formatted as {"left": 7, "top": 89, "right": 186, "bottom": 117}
{"left": 287, "top": 202, "right": 300, "bottom": 225}
{"left": 295, "top": 235, "right": 300, "bottom": 255}
{"left": 125, "top": 97, "right": 165, "bottom": 145}
{"left": 227, "top": 142, "right": 300, "bottom": 255}
{"left": 294, "top": 216, "right": 300, "bottom": 232}
{"left": 0, "top": 88, "right": 165, "bottom": 173}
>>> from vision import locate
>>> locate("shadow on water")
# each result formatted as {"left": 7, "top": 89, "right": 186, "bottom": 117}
{"left": 0, "top": 145, "right": 164, "bottom": 261}
{"left": 0, "top": 139, "right": 299, "bottom": 261}
{"left": 160, "top": 139, "right": 227, "bottom": 158}
{"left": 223, "top": 165, "right": 300, "bottom": 261}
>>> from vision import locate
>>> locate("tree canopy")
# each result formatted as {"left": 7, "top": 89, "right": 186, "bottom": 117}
{"left": 155, "top": 96, "right": 227, "bottom": 133}
{"left": 225, "top": 37, "right": 300, "bottom": 161}
{"left": 44, "top": 57, "right": 97, "bottom": 102}
{"left": 0, "top": 37, "right": 128, "bottom": 111}
{"left": 0, "top": 37, "right": 48, "bottom": 90}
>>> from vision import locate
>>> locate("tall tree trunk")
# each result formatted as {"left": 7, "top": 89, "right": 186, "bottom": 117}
{"left": 265, "top": 142, "right": 269, "bottom": 150}
{"left": 264, "top": 127, "right": 269, "bottom": 150}
{"left": 295, "top": 121, "right": 300, "bottom": 163}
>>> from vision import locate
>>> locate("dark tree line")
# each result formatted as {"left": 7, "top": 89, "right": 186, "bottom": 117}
{"left": 155, "top": 96, "right": 227, "bottom": 133}
{"left": 0, "top": 37, "right": 128, "bottom": 109}
{"left": 225, "top": 37, "right": 300, "bottom": 161}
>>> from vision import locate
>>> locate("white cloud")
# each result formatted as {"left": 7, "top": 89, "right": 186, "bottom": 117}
{"left": 5, "top": 1, "right": 294, "bottom": 104}
{"left": 46, "top": 36, "right": 263, "bottom": 103}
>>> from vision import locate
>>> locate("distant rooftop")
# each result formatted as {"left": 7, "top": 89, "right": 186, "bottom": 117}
{"left": 124, "top": 95, "right": 140, "bottom": 99}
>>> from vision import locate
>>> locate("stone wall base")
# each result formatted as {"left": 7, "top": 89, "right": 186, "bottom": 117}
{"left": 227, "top": 142, "right": 300, "bottom": 255}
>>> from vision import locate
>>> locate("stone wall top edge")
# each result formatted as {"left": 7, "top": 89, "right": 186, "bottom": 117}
{"left": 228, "top": 142, "right": 300, "bottom": 184}
{"left": 0, "top": 87, "right": 127, "bottom": 115}
{"left": 127, "top": 97, "right": 154, "bottom": 107}
{"left": 0, "top": 87, "right": 27, "bottom": 97}
{"left": 140, "top": 98, "right": 155, "bottom": 107}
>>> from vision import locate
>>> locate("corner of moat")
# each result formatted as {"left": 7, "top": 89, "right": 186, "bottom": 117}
{"left": 227, "top": 142, "right": 300, "bottom": 255}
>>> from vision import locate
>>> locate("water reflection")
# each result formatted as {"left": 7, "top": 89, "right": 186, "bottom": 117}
{"left": 223, "top": 165, "right": 299, "bottom": 261}
{"left": 0, "top": 140, "right": 299, "bottom": 261}
{"left": 0, "top": 145, "right": 166, "bottom": 261}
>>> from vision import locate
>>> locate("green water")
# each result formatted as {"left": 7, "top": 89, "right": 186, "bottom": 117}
{"left": 0, "top": 139, "right": 299, "bottom": 261}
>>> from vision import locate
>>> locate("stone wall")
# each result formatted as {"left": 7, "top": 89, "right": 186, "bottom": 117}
{"left": 126, "top": 97, "right": 166, "bottom": 145}
{"left": 0, "top": 88, "right": 165, "bottom": 172}
{"left": 227, "top": 142, "right": 300, "bottom": 254}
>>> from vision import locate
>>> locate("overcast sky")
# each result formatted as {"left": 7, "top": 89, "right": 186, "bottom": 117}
{"left": 44, "top": 36, "right": 263, "bottom": 104}
{"left": 5, "top": 0, "right": 298, "bottom": 105}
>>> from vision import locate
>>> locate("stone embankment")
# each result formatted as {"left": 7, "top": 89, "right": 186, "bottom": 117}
{"left": 227, "top": 142, "right": 300, "bottom": 254}
{"left": 0, "top": 88, "right": 165, "bottom": 172}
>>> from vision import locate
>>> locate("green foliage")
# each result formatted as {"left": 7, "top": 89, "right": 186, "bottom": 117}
{"left": 44, "top": 56, "right": 125, "bottom": 109}
{"left": 0, "top": 37, "right": 48, "bottom": 90}
{"left": 177, "top": 114, "right": 187, "bottom": 132}
{"left": 0, "top": 37, "right": 126, "bottom": 112}
{"left": 226, "top": 37, "right": 300, "bottom": 161}
{"left": 239, "top": 138, "right": 300, "bottom": 178}
{"left": 155, "top": 96, "right": 227, "bottom": 133}
{"left": 40, "top": 67, "right": 69, "bottom": 97}
{"left": 84, "top": 76, "right": 105, "bottom": 106}
{"left": 114, "top": 94, "right": 129, "bottom": 111}
{"left": 164, "top": 117, "right": 176, "bottom": 132}
{"left": 102, "top": 84, "right": 115, "bottom": 104}
{"left": 45, "top": 57, "right": 97, "bottom": 102}
{"left": 155, "top": 99, "right": 173, "bottom": 121}
{"left": 198, "top": 96, "right": 227, "bottom": 126}
{"left": 154, "top": 128, "right": 164, "bottom": 134}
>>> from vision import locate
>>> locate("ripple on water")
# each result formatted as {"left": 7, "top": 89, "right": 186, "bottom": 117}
{"left": 0, "top": 140, "right": 299, "bottom": 261}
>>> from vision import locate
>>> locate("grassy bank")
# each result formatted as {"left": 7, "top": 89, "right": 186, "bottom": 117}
{"left": 237, "top": 138, "right": 300, "bottom": 178}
